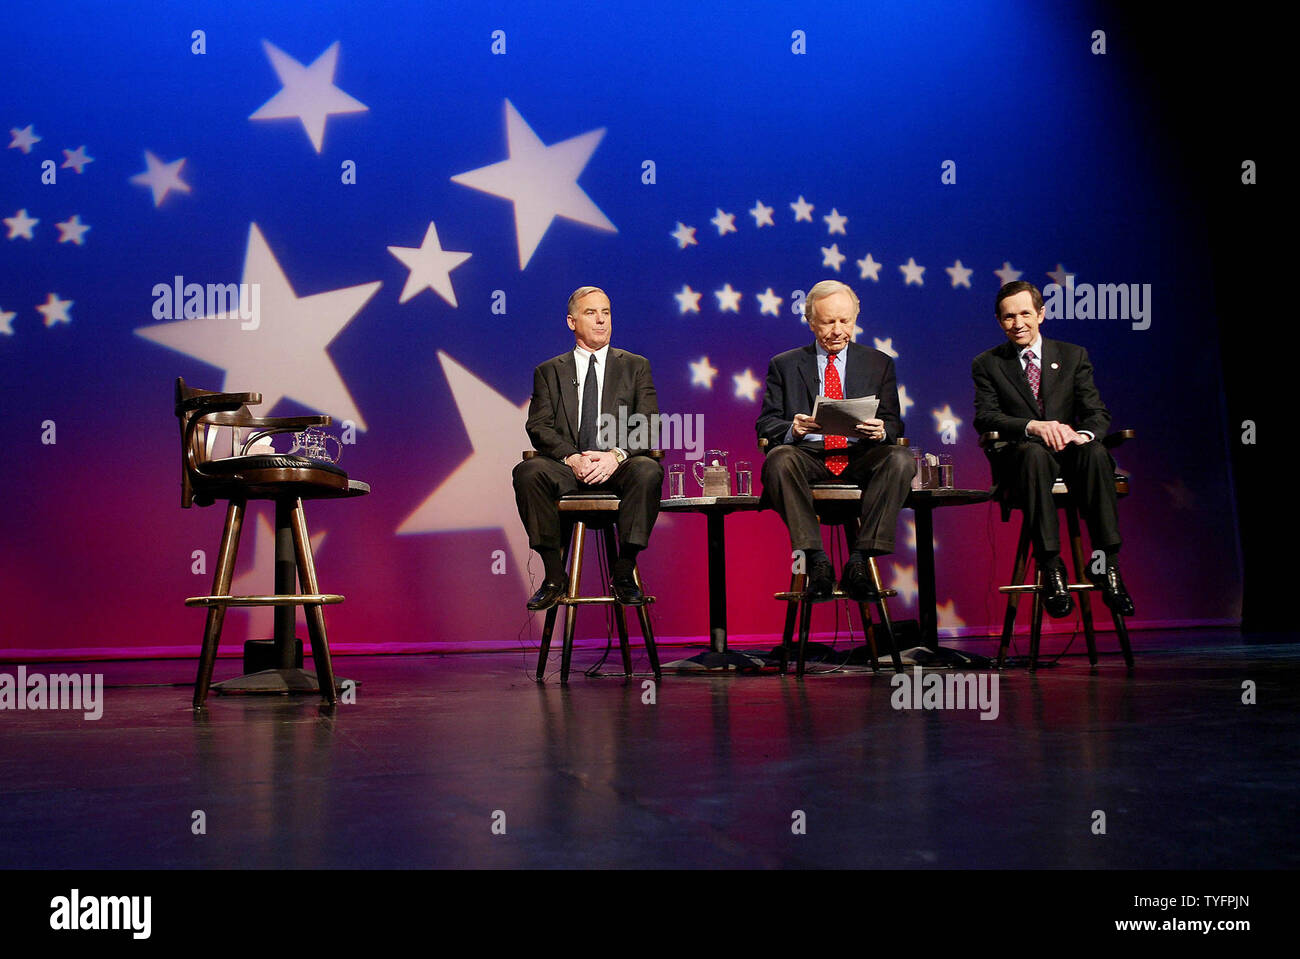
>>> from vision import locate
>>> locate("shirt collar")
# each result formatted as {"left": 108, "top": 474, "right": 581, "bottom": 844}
{"left": 574, "top": 343, "right": 610, "bottom": 369}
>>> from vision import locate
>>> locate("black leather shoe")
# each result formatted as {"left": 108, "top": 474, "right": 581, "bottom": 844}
{"left": 1040, "top": 557, "right": 1074, "bottom": 618}
{"left": 805, "top": 558, "right": 835, "bottom": 601}
{"left": 527, "top": 576, "right": 568, "bottom": 611}
{"left": 611, "top": 573, "right": 647, "bottom": 606}
{"left": 1093, "top": 562, "right": 1135, "bottom": 617}
{"left": 838, "top": 559, "right": 880, "bottom": 602}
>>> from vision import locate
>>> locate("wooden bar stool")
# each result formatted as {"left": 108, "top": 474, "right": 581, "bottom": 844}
{"left": 774, "top": 486, "right": 903, "bottom": 677}
{"left": 523, "top": 455, "right": 662, "bottom": 685}
{"left": 175, "top": 378, "right": 369, "bottom": 707}
{"left": 983, "top": 429, "right": 1136, "bottom": 670}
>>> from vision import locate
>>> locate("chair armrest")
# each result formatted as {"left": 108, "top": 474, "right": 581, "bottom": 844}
{"left": 521, "top": 449, "right": 664, "bottom": 461}
{"left": 204, "top": 412, "right": 331, "bottom": 431}
{"left": 176, "top": 391, "right": 262, "bottom": 415}
{"left": 1103, "top": 428, "right": 1135, "bottom": 449}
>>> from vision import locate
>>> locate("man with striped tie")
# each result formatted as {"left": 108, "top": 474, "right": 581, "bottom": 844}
{"left": 757, "top": 280, "right": 913, "bottom": 601}
{"left": 972, "top": 280, "right": 1132, "bottom": 619}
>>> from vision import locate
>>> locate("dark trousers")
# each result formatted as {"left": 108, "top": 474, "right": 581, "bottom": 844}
{"left": 512, "top": 455, "right": 664, "bottom": 554}
{"left": 760, "top": 443, "right": 914, "bottom": 555}
{"left": 997, "top": 440, "right": 1121, "bottom": 558}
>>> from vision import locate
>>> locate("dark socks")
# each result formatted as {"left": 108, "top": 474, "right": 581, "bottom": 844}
{"left": 614, "top": 543, "right": 642, "bottom": 580}
{"left": 540, "top": 549, "right": 565, "bottom": 581}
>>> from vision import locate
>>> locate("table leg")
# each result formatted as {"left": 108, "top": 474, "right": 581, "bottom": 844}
{"left": 706, "top": 511, "right": 728, "bottom": 653}
{"left": 915, "top": 506, "right": 939, "bottom": 649}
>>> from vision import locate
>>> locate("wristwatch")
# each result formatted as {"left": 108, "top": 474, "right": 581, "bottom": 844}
{"left": 613, "top": 448, "right": 627, "bottom": 464}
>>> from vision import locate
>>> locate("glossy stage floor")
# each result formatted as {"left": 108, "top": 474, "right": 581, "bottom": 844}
{"left": 2, "top": 629, "right": 1297, "bottom": 870}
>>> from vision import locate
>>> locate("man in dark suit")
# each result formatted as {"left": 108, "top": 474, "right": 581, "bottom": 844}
{"left": 972, "top": 280, "right": 1133, "bottom": 618}
{"left": 513, "top": 286, "right": 663, "bottom": 611}
{"left": 757, "top": 280, "right": 914, "bottom": 600}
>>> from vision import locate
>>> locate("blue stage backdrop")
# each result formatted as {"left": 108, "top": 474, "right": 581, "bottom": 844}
{"left": 1, "top": 1, "right": 1240, "bottom": 659}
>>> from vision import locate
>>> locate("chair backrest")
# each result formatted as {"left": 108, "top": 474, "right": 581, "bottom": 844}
{"left": 174, "top": 377, "right": 262, "bottom": 508}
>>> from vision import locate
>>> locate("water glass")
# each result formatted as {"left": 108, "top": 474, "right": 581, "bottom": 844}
{"left": 734, "top": 460, "right": 752, "bottom": 496}
{"left": 667, "top": 463, "right": 686, "bottom": 498}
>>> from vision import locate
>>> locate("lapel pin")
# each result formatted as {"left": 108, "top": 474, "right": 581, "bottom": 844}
{"left": 1050, "top": 362, "right": 1059, "bottom": 370}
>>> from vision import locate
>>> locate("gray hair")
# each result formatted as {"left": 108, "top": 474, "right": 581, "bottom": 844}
{"left": 804, "top": 280, "right": 860, "bottom": 323}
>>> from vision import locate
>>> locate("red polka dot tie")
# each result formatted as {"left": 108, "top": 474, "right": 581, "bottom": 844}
{"left": 824, "top": 353, "right": 848, "bottom": 476}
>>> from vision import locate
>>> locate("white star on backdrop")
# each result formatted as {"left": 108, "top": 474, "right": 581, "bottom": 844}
{"left": 903, "top": 518, "right": 917, "bottom": 551}
{"left": 452, "top": 100, "right": 615, "bottom": 270}
{"left": 690, "top": 356, "right": 718, "bottom": 388}
{"left": 936, "top": 599, "right": 964, "bottom": 633}
{"left": 37, "top": 293, "right": 72, "bottom": 326}
{"left": 945, "top": 259, "right": 973, "bottom": 288}
{"left": 387, "top": 221, "right": 472, "bottom": 307}
{"left": 715, "top": 283, "right": 742, "bottom": 312}
{"left": 671, "top": 222, "right": 698, "bottom": 249}
{"left": 857, "top": 252, "right": 883, "bottom": 281}
{"left": 4, "top": 208, "right": 38, "bottom": 240}
{"left": 710, "top": 208, "right": 737, "bottom": 236}
{"left": 749, "top": 200, "right": 774, "bottom": 227}
{"left": 900, "top": 257, "right": 926, "bottom": 286}
{"left": 0, "top": 308, "right": 15, "bottom": 335}
{"left": 1047, "top": 263, "right": 1073, "bottom": 287}
{"left": 823, "top": 208, "right": 847, "bottom": 235}
{"left": 230, "top": 512, "right": 326, "bottom": 641}
{"left": 55, "top": 214, "right": 90, "bottom": 245}
{"left": 674, "top": 284, "right": 702, "bottom": 314}
{"left": 249, "top": 40, "right": 368, "bottom": 153}
{"left": 821, "top": 243, "right": 845, "bottom": 272}
{"left": 889, "top": 562, "right": 918, "bottom": 607}
{"left": 9, "top": 125, "right": 40, "bottom": 153}
{"left": 756, "top": 287, "right": 784, "bottom": 316}
{"left": 396, "top": 351, "right": 533, "bottom": 594}
{"left": 129, "top": 151, "right": 191, "bottom": 206}
{"left": 994, "top": 261, "right": 1022, "bottom": 284}
{"left": 61, "top": 146, "right": 93, "bottom": 173}
{"left": 790, "top": 195, "right": 814, "bottom": 222}
{"left": 732, "top": 368, "right": 762, "bottom": 402}
{"left": 135, "top": 222, "right": 380, "bottom": 429}
{"left": 897, "top": 384, "right": 914, "bottom": 417}
{"left": 873, "top": 336, "right": 897, "bottom": 358}
{"left": 931, "top": 404, "right": 962, "bottom": 437}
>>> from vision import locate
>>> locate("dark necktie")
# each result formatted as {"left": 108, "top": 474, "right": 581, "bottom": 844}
{"left": 824, "top": 353, "right": 848, "bottom": 476}
{"left": 578, "top": 353, "right": 599, "bottom": 451}
{"left": 1024, "top": 349, "right": 1044, "bottom": 416}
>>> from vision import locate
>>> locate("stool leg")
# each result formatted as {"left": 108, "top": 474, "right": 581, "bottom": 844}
{"left": 631, "top": 565, "right": 662, "bottom": 682}
{"left": 999, "top": 521, "right": 1032, "bottom": 668}
{"left": 857, "top": 600, "right": 880, "bottom": 672}
{"left": 796, "top": 596, "right": 813, "bottom": 677}
{"left": 783, "top": 570, "right": 804, "bottom": 648}
{"left": 536, "top": 606, "right": 560, "bottom": 681}
{"left": 559, "top": 521, "right": 586, "bottom": 685}
{"left": 289, "top": 499, "right": 336, "bottom": 705}
{"left": 867, "top": 558, "right": 904, "bottom": 673}
{"left": 193, "top": 500, "right": 245, "bottom": 708}
{"left": 1029, "top": 566, "right": 1045, "bottom": 671}
{"left": 1066, "top": 504, "right": 1098, "bottom": 666}
{"left": 604, "top": 529, "right": 633, "bottom": 676}
{"left": 1111, "top": 607, "right": 1135, "bottom": 669}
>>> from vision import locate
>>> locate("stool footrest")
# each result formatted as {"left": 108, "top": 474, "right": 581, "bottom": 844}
{"left": 773, "top": 588, "right": 897, "bottom": 601}
{"left": 185, "top": 593, "right": 344, "bottom": 608}
{"left": 997, "top": 583, "right": 1095, "bottom": 594}
{"left": 558, "top": 595, "right": 657, "bottom": 606}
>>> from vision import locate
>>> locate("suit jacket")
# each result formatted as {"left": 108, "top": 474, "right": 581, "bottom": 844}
{"left": 971, "top": 337, "right": 1110, "bottom": 439}
{"left": 972, "top": 337, "right": 1112, "bottom": 497}
{"left": 526, "top": 347, "right": 659, "bottom": 462}
{"left": 756, "top": 342, "right": 904, "bottom": 451}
